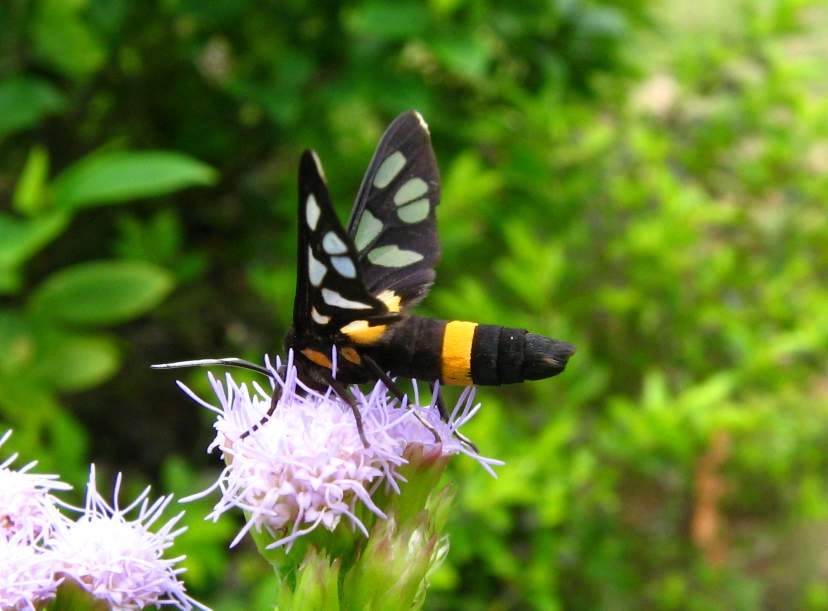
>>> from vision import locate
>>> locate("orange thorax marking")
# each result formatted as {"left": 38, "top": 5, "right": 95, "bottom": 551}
{"left": 301, "top": 348, "right": 333, "bottom": 369}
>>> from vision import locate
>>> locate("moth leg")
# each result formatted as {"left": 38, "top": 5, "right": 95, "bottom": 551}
{"left": 360, "top": 354, "right": 442, "bottom": 446}
{"left": 363, "top": 354, "right": 478, "bottom": 453}
{"left": 240, "top": 365, "right": 287, "bottom": 440}
{"left": 319, "top": 369, "right": 370, "bottom": 449}
{"left": 435, "top": 393, "right": 479, "bottom": 454}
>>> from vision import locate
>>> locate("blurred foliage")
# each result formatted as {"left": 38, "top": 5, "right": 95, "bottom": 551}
{"left": 2, "top": 0, "right": 828, "bottom": 609}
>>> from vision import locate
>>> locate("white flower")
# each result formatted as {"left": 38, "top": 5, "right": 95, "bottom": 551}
{"left": 178, "top": 351, "right": 502, "bottom": 550}
{"left": 49, "top": 465, "right": 208, "bottom": 611}
{"left": 0, "top": 531, "right": 58, "bottom": 611}
{"left": 0, "top": 430, "right": 71, "bottom": 543}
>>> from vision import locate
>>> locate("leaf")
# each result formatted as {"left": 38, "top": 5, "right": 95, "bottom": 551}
{"left": 48, "top": 577, "right": 110, "bottom": 611}
{"left": 44, "top": 408, "right": 89, "bottom": 485}
{"left": 0, "top": 267, "right": 21, "bottom": 295}
{"left": 431, "top": 34, "right": 493, "bottom": 81}
{"left": 13, "top": 145, "right": 50, "bottom": 215}
{"left": 0, "top": 211, "right": 69, "bottom": 269}
{"left": 345, "top": 2, "right": 429, "bottom": 40}
{"left": 30, "top": 261, "right": 174, "bottom": 326}
{"left": 31, "top": 0, "right": 106, "bottom": 78}
{"left": 0, "top": 310, "right": 36, "bottom": 376}
{"left": 36, "top": 333, "right": 120, "bottom": 392}
{"left": 52, "top": 151, "right": 218, "bottom": 210}
{"left": 0, "top": 76, "right": 65, "bottom": 137}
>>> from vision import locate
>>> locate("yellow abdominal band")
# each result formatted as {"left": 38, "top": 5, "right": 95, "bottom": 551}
{"left": 441, "top": 321, "right": 478, "bottom": 385}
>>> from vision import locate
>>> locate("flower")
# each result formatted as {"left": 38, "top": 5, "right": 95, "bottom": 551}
{"left": 177, "top": 351, "right": 502, "bottom": 551}
{"left": 0, "top": 531, "right": 58, "bottom": 611}
{"left": 48, "top": 465, "right": 207, "bottom": 611}
{"left": 0, "top": 430, "right": 71, "bottom": 543}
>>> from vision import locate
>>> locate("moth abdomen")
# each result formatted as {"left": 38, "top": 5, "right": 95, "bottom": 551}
{"left": 366, "top": 317, "right": 575, "bottom": 386}
{"left": 519, "top": 332, "right": 576, "bottom": 381}
{"left": 467, "top": 324, "right": 575, "bottom": 385}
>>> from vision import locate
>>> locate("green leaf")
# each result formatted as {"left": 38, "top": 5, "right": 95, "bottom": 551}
{"left": 278, "top": 549, "right": 341, "bottom": 611}
{"left": 30, "top": 261, "right": 174, "bottom": 325}
{"left": 0, "top": 267, "right": 21, "bottom": 295}
{"left": 31, "top": 0, "right": 106, "bottom": 79}
{"left": 431, "top": 34, "right": 493, "bottom": 81}
{"left": 47, "top": 577, "right": 110, "bottom": 611}
{"left": 52, "top": 151, "right": 218, "bottom": 210}
{"left": 0, "top": 310, "right": 36, "bottom": 376}
{"left": 36, "top": 333, "right": 120, "bottom": 392}
{"left": 345, "top": 2, "right": 429, "bottom": 40}
{"left": 0, "top": 76, "right": 65, "bottom": 137}
{"left": 0, "top": 211, "right": 69, "bottom": 269}
{"left": 44, "top": 408, "right": 90, "bottom": 485}
{"left": 13, "top": 145, "right": 50, "bottom": 215}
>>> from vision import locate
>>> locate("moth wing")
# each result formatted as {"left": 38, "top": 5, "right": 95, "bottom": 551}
{"left": 293, "top": 150, "right": 389, "bottom": 340}
{"left": 346, "top": 110, "right": 441, "bottom": 310}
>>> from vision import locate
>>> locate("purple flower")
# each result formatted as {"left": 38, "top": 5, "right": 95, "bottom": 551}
{"left": 178, "top": 351, "right": 502, "bottom": 550}
{"left": 0, "top": 531, "right": 57, "bottom": 610}
{"left": 0, "top": 432, "right": 205, "bottom": 610}
{"left": 0, "top": 430, "right": 71, "bottom": 544}
{"left": 49, "top": 465, "right": 208, "bottom": 610}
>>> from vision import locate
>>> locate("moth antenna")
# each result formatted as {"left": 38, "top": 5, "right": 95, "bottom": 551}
{"left": 151, "top": 358, "right": 273, "bottom": 378}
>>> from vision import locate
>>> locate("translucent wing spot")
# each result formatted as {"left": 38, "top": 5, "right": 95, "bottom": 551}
{"left": 394, "top": 178, "right": 428, "bottom": 206}
{"left": 373, "top": 151, "right": 406, "bottom": 189}
{"left": 331, "top": 255, "right": 357, "bottom": 278}
{"left": 308, "top": 248, "right": 327, "bottom": 286}
{"left": 367, "top": 244, "right": 424, "bottom": 267}
{"left": 321, "top": 288, "right": 373, "bottom": 309}
{"left": 311, "top": 307, "right": 331, "bottom": 325}
{"left": 414, "top": 111, "right": 429, "bottom": 133}
{"left": 397, "top": 198, "right": 430, "bottom": 223}
{"left": 322, "top": 231, "right": 348, "bottom": 254}
{"left": 354, "top": 210, "right": 383, "bottom": 251}
{"left": 306, "top": 194, "right": 321, "bottom": 230}
{"left": 310, "top": 150, "right": 327, "bottom": 183}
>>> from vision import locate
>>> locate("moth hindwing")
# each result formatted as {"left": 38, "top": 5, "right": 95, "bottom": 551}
{"left": 293, "top": 110, "right": 441, "bottom": 347}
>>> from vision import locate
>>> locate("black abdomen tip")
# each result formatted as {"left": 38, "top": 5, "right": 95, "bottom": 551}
{"left": 522, "top": 333, "right": 576, "bottom": 380}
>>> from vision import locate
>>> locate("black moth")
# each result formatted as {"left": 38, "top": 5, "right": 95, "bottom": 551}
{"left": 154, "top": 111, "right": 575, "bottom": 450}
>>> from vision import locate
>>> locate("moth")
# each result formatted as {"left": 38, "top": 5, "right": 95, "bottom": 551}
{"left": 155, "top": 111, "right": 575, "bottom": 449}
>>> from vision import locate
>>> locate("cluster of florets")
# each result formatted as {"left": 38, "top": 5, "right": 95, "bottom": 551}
{"left": 178, "top": 351, "right": 501, "bottom": 550}
{"left": 2, "top": 350, "right": 499, "bottom": 608}
{"left": 0, "top": 431, "right": 205, "bottom": 610}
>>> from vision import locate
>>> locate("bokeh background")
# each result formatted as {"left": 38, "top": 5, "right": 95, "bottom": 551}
{"left": 3, "top": 0, "right": 828, "bottom": 608}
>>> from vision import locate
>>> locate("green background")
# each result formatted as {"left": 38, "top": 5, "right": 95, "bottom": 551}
{"left": 2, "top": 0, "right": 828, "bottom": 608}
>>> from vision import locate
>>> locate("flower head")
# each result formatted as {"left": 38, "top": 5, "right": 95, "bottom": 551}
{"left": 0, "top": 430, "right": 71, "bottom": 543}
{"left": 178, "top": 351, "right": 502, "bottom": 551}
{"left": 49, "top": 465, "right": 207, "bottom": 611}
{"left": 0, "top": 531, "right": 58, "bottom": 611}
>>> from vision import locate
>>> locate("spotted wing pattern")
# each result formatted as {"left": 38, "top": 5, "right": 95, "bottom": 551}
{"left": 346, "top": 111, "right": 441, "bottom": 309}
{"left": 293, "top": 150, "right": 389, "bottom": 340}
